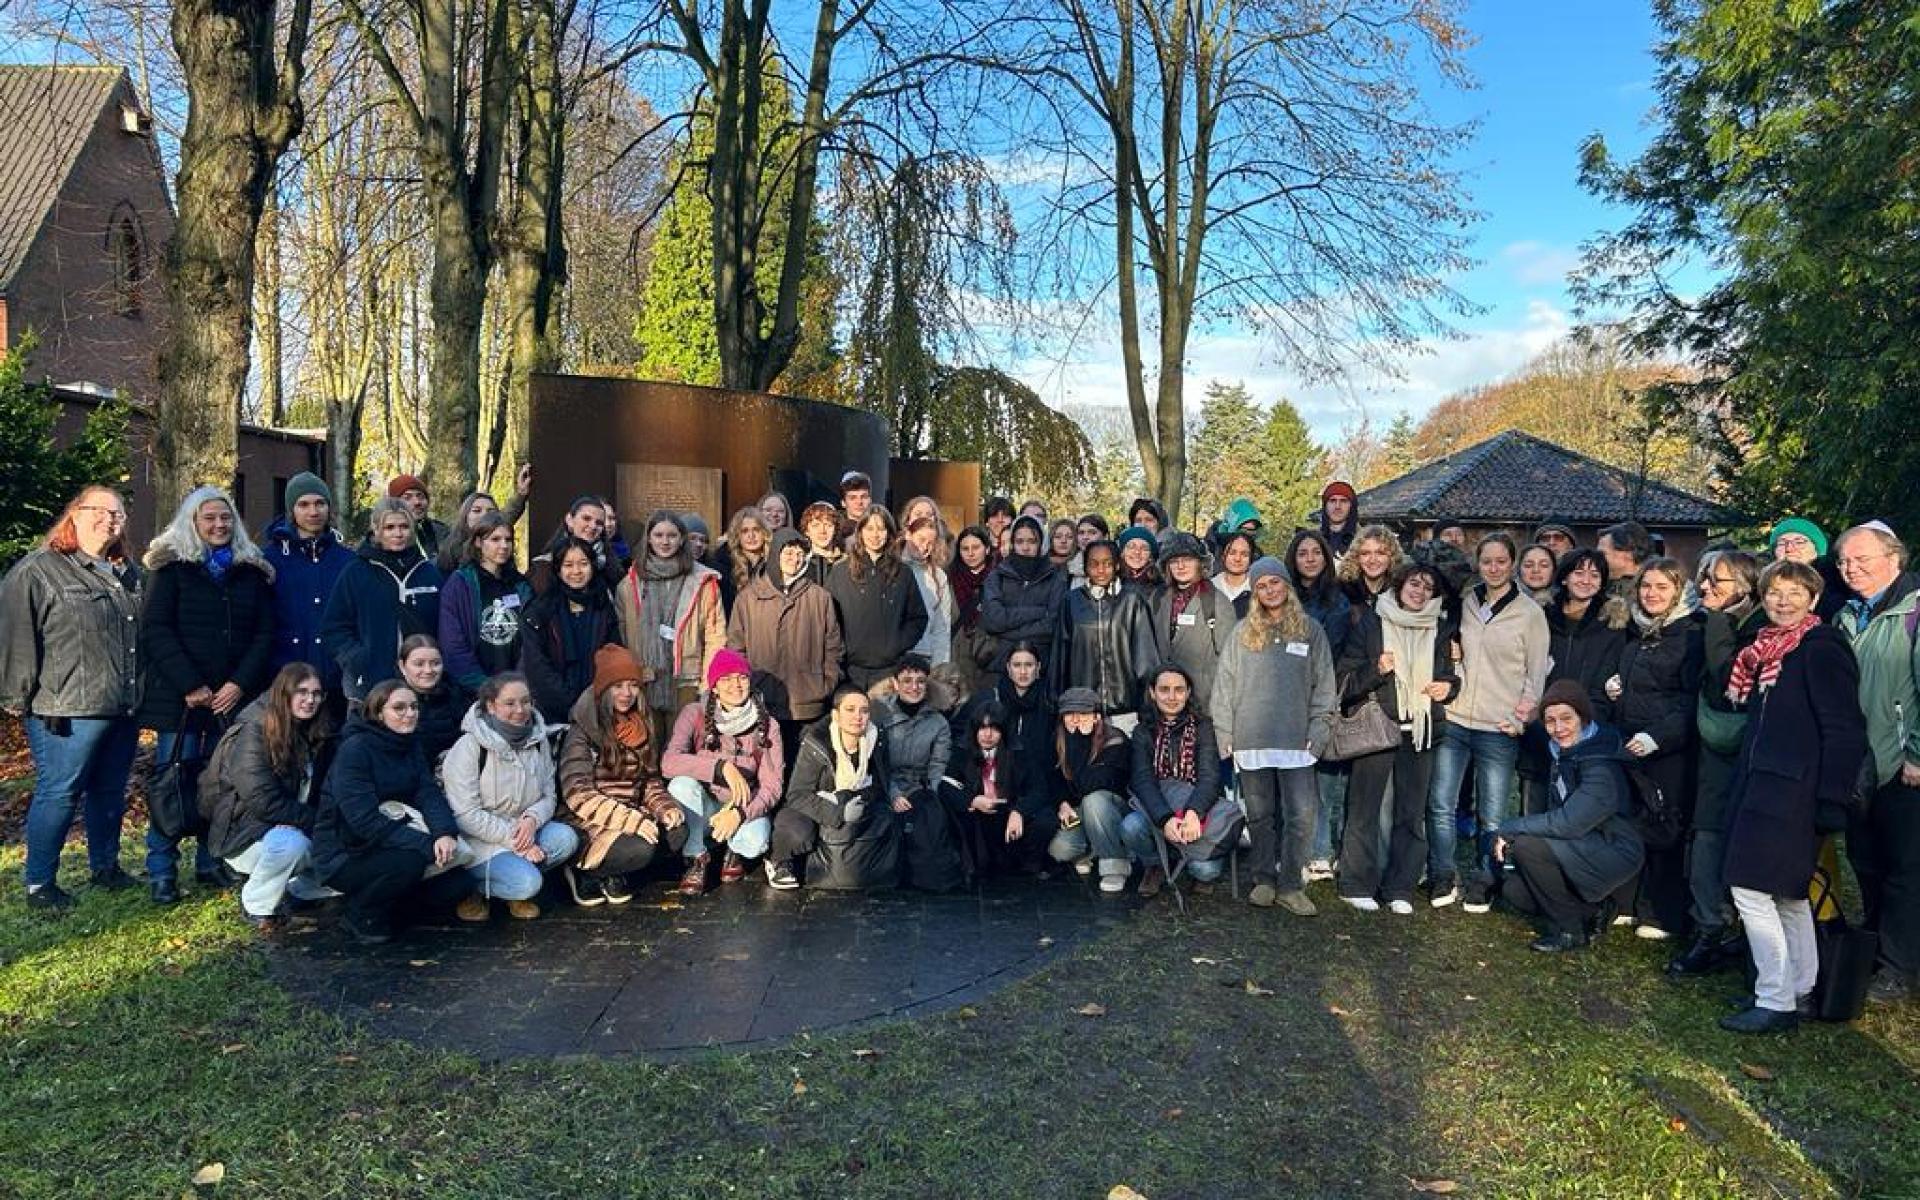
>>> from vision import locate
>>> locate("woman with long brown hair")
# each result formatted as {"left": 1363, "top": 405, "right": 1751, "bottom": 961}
{"left": 0, "top": 485, "right": 143, "bottom": 910}
{"left": 827, "top": 506, "right": 929, "bottom": 689}
{"left": 202, "top": 663, "right": 337, "bottom": 933}
{"left": 616, "top": 510, "right": 728, "bottom": 744}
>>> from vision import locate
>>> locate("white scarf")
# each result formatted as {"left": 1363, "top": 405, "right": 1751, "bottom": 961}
{"left": 831, "top": 724, "right": 878, "bottom": 791}
{"left": 1633, "top": 595, "right": 1698, "bottom": 634}
{"left": 713, "top": 696, "right": 762, "bottom": 739}
{"left": 1376, "top": 591, "right": 1443, "bottom": 751}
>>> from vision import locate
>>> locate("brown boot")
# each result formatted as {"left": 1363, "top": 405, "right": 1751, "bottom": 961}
{"left": 720, "top": 851, "right": 748, "bottom": 883}
{"left": 678, "top": 852, "right": 713, "bottom": 897}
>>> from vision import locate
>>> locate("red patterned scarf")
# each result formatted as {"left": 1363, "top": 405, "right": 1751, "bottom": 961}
{"left": 1728, "top": 614, "right": 1819, "bottom": 704}
{"left": 1152, "top": 712, "right": 1200, "bottom": 784}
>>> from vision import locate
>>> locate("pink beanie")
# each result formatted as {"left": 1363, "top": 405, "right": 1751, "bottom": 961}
{"left": 705, "top": 647, "right": 752, "bottom": 691}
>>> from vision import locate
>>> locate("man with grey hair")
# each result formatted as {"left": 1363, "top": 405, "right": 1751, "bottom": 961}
{"left": 1834, "top": 520, "right": 1920, "bottom": 1005}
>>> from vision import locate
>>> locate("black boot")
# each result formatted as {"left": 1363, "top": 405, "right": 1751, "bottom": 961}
{"left": 1667, "top": 928, "right": 1734, "bottom": 977}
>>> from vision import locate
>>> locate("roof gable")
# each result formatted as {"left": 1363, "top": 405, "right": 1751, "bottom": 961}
{"left": 0, "top": 65, "right": 129, "bottom": 290}
{"left": 1357, "top": 430, "right": 1735, "bottom": 528}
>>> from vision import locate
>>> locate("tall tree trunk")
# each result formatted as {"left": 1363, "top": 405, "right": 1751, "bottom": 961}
{"left": 500, "top": 0, "right": 567, "bottom": 492}
{"left": 159, "top": 0, "right": 311, "bottom": 504}
{"left": 254, "top": 193, "right": 286, "bottom": 425}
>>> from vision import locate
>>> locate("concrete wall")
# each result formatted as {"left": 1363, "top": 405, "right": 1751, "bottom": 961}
{"left": 5, "top": 78, "right": 173, "bottom": 401}
{"left": 527, "top": 375, "right": 893, "bottom": 545}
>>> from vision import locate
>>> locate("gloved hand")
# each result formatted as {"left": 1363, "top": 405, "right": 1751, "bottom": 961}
{"left": 840, "top": 790, "right": 868, "bottom": 825}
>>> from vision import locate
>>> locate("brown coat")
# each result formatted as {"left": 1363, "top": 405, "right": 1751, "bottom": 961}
{"left": 726, "top": 571, "right": 844, "bottom": 722}
{"left": 557, "top": 686, "right": 681, "bottom": 869}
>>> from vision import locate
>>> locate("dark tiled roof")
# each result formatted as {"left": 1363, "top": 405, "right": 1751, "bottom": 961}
{"left": 0, "top": 65, "right": 126, "bottom": 289}
{"left": 1358, "top": 430, "right": 1735, "bottom": 528}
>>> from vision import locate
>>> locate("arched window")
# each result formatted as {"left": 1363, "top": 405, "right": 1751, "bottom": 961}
{"left": 108, "top": 211, "right": 145, "bottom": 316}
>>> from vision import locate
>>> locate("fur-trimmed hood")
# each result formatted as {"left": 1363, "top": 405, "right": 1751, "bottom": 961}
{"left": 142, "top": 536, "right": 274, "bottom": 581}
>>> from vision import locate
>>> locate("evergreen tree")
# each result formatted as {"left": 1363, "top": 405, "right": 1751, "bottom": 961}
{"left": 1260, "top": 399, "right": 1325, "bottom": 533}
{"left": 0, "top": 339, "right": 131, "bottom": 568}
{"left": 1383, "top": 411, "right": 1419, "bottom": 475}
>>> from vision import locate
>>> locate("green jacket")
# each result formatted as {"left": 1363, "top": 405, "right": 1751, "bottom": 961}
{"left": 1839, "top": 573, "right": 1920, "bottom": 786}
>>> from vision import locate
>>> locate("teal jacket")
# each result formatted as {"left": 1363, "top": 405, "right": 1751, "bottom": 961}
{"left": 1838, "top": 573, "right": 1920, "bottom": 786}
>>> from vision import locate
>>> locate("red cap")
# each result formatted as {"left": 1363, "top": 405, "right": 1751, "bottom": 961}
{"left": 1321, "top": 481, "right": 1356, "bottom": 503}
{"left": 388, "top": 473, "right": 428, "bottom": 499}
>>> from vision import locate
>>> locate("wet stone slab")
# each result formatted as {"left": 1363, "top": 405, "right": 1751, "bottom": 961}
{"left": 266, "top": 874, "right": 1139, "bottom": 1060}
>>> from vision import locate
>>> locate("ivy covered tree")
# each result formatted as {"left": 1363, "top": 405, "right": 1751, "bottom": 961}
{"left": 0, "top": 339, "right": 131, "bottom": 568}
{"left": 1577, "top": 0, "right": 1920, "bottom": 530}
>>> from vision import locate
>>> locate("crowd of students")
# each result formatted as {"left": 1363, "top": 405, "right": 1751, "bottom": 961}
{"left": 2, "top": 468, "right": 1915, "bottom": 1037}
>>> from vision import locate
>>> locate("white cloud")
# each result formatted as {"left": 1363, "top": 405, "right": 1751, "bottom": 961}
{"left": 1001, "top": 300, "right": 1572, "bottom": 442}
{"left": 1496, "top": 240, "right": 1583, "bottom": 288}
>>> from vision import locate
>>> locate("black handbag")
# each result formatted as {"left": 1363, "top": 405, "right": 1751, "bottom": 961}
{"left": 1626, "top": 767, "right": 1686, "bottom": 851}
{"left": 146, "top": 714, "right": 217, "bottom": 841}
{"left": 1809, "top": 871, "right": 1879, "bottom": 1022}
{"left": 1818, "top": 750, "right": 1879, "bottom": 835}
{"left": 1320, "top": 696, "right": 1401, "bottom": 762}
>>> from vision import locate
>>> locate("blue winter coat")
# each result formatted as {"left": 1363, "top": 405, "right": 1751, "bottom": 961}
{"left": 310, "top": 721, "right": 457, "bottom": 882}
{"left": 259, "top": 517, "right": 355, "bottom": 690}
{"left": 319, "top": 545, "right": 444, "bottom": 701}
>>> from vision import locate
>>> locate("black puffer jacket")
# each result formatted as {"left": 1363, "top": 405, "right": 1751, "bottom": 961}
{"left": 201, "top": 695, "right": 335, "bottom": 858}
{"left": 519, "top": 589, "right": 621, "bottom": 724}
{"left": 310, "top": 721, "right": 456, "bottom": 882}
{"left": 135, "top": 547, "right": 278, "bottom": 729}
{"left": 1543, "top": 596, "right": 1632, "bottom": 725}
{"left": 1050, "top": 584, "right": 1158, "bottom": 715}
{"left": 981, "top": 553, "right": 1069, "bottom": 671}
{"left": 1615, "top": 609, "right": 1706, "bottom": 759}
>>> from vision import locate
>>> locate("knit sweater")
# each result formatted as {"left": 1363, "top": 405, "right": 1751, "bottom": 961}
{"left": 1446, "top": 584, "right": 1551, "bottom": 733}
{"left": 1212, "top": 620, "right": 1337, "bottom": 756}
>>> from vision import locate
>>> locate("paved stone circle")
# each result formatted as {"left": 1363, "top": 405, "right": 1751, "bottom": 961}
{"left": 267, "top": 874, "right": 1139, "bottom": 1060}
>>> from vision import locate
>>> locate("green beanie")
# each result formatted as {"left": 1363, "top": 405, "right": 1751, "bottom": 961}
{"left": 284, "top": 471, "right": 332, "bottom": 513}
{"left": 1767, "top": 516, "right": 1828, "bottom": 558}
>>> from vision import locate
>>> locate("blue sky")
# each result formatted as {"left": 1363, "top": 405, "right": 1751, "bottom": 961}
{"left": 1007, "top": 1, "right": 1682, "bottom": 441}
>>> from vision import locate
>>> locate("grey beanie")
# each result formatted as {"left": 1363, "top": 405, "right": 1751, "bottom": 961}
{"left": 1248, "top": 555, "right": 1290, "bottom": 586}
{"left": 682, "top": 513, "right": 711, "bottom": 539}
{"left": 284, "top": 471, "right": 331, "bottom": 512}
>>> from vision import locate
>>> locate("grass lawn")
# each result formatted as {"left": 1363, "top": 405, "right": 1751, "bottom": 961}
{"left": 2, "top": 836, "right": 1916, "bottom": 1199}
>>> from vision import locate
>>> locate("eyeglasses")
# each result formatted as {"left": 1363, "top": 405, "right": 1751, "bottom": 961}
{"left": 293, "top": 687, "right": 326, "bottom": 698}
{"left": 75, "top": 505, "right": 127, "bottom": 523}
{"left": 386, "top": 702, "right": 420, "bottom": 713}
{"left": 1773, "top": 535, "right": 1813, "bottom": 549}
{"left": 1837, "top": 552, "right": 1891, "bottom": 570}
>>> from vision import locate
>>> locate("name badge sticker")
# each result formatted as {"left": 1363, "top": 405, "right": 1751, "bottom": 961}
{"left": 1285, "top": 641, "right": 1310, "bottom": 657}
{"left": 1176, "top": 612, "right": 1198, "bottom": 626}
{"left": 658, "top": 623, "right": 676, "bottom": 642}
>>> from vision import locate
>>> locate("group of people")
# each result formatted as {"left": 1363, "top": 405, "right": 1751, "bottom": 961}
{"left": 1, "top": 467, "right": 1914, "bottom": 1037}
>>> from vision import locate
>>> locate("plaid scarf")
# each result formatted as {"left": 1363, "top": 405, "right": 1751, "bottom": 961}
{"left": 1728, "top": 614, "right": 1819, "bottom": 704}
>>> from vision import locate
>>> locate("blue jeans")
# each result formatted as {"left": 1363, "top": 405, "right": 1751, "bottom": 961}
{"left": 1312, "top": 764, "right": 1349, "bottom": 862}
{"left": 1121, "top": 784, "right": 1240, "bottom": 883}
{"left": 466, "top": 823, "right": 580, "bottom": 900}
{"left": 1047, "top": 789, "right": 1133, "bottom": 876}
{"left": 1425, "top": 722, "right": 1520, "bottom": 885}
{"left": 667, "top": 777, "right": 774, "bottom": 859}
{"left": 225, "top": 825, "right": 323, "bottom": 917}
{"left": 24, "top": 716, "right": 139, "bottom": 888}
{"left": 144, "top": 728, "right": 220, "bottom": 885}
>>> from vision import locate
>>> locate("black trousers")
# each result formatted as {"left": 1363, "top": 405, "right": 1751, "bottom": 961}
{"left": 1342, "top": 733, "right": 1432, "bottom": 902}
{"left": 591, "top": 827, "right": 687, "bottom": 877}
{"left": 1850, "top": 779, "right": 1920, "bottom": 978}
{"left": 1505, "top": 835, "right": 1598, "bottom": 937}
{"left": 328, "top": 847, "right": 473, "bottom": 928}
{"left": 945, "top": 789, "right": 1058, "bottom": 877}
{"left": 1616, "top": 751, "right": 1693, "bottom": 935}
{"left": 771, "top": 806, "right": 823, "bottom": 864}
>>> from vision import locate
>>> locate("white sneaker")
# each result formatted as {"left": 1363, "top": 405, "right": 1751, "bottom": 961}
{"left": 1634, "top": 924, "right": 1672, "bottom": 941}
{"left": 1430, "top": 884, "right": 1461, "bottom": 908}
{"left": 1098, "top": 872, "right": 1128, "bottom": 894}
{"left": 1342, "top": 896, "right": 1380, "bottom": 912}
{"left": 1073, "top": 855, "right": 1095, "bottom": 877}
{"left": 1388, "top": 899, "right": 1414, "bottom": 915}
{"left": 1612, "top": 913, "right": 1638, "bottom": 927}
{"left": 1305, "top": 859, "right": 1335, "bottom": 882}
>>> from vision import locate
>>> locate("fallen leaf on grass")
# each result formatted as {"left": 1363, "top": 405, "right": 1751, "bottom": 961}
{"left": 1667, "top": 1116, "right": 1688, "bottom": 1133}
{"left": 672, "top": 927, "right": 693, "bottom": 935}
{"left": 1333, "top": 933, "right": 1352, "bottom": 941}
{"left": 344, "top": 1110, "right": 364, "bottom": 1121}
{"left": 190, "top": 1162, "right": 225, "bottom": 1186}
{"left": 1328, "top": 1005, "right": 1353, "bottom": 1017}
{"left": 371, "top": 1001, "right": 393, "bottom": 1011}
{"left": 718, "top": 951, "right": 751, "bottom": 962}
{"left": 1407, "top": 1179, "right": 1458, "bottom": 1194}
{"left": 1107, "top": 1187, "right": 1148, "bottom": 1200}
{"left": 1463, "top": 994, "right": 1478, "bottom": 1002}
{"left": 1190, "top": 955, "right": 1219, "bottom": 966}
{"left": 1242, "top": 980, "right": 1275, "bottom": 997}
{"left": 953, "top": 1006, "right": 980, "bottom": 1020}
{"left": 1161, "top": 1107, "right": 1183, "bottom": 1120}
{"left": 166, "top": 937, "right": 189, "bottom": 950}
{"left": 1739, "top": 1063, "right": 1775, "bottom": 1082}
{"left": 791, "top": 1079, "right": 809, "bottom": 1096}
{"left": 218, "top": 1043, "right": 248, "bottom": 1055}
{"left": 1073, "top": 1002, "right": 1108, "bottom": 1017}
{"left": 332, "top": 1055, "right": 359, "bottom": 1065}
{"left": 657, "top": 900, "right": 683, "bottom": 911}
{"left": 852, "top": 1048, "right": 883, "bottom": 1060}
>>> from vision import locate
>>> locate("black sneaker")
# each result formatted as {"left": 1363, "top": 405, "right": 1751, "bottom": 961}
{"left": 25, "top": 882, "right": 75, "bottom": 912}
{"left": 90, "top": 865, "right": 139, "bottom": 891}
{"left": 1461, "top": 877, "right": 1493, "bottom": 914}
{"left": 150, "top": 879, "right": 182, "bottom": 906}
{"left": 765, "top": 861, "right": 801, "bottom": 891}
{"left": 198, "top": 864, "right": 241, "bottom": 889}
{"left": 340, "top": 913, "right": 393, "bottom": 945}
{"left": 1531, "top": 930, "right": 1587, "bottom": 953}
{"left": 1867, "top": 972, "right": 1915, "bottom": 1006}
{"left": 1718, "top": 1005, "right": 1799, "bottom": 1035}
{"left": 600, "top": 872, "right": 634, "bottom": 905}
{"left": 565, "top": 866, "right": 607, "bottom": 908}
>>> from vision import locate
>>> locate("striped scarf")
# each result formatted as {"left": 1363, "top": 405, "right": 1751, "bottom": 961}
{"left": 1727, "top": 614, "right": 1819, "bottom": 704}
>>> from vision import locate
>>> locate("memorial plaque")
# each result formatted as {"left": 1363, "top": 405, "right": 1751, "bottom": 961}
{"left": 617, "top": 462, "right": 725, "bottom": 534}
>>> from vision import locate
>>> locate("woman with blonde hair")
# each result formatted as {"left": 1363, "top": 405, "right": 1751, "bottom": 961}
{"left": 1213, "top": 557, "right": 1338, "bottom": 914}
{"left": 0, "top": 485, "right": 143, "bottom": 910}
{"left": 137, "top": 484, "right": 279, "bottom": 903}
{"left": 711, "top": 504, "right": 773, "bottom": 612}
{"left": 1337, "top": 525, "right": 1407, "bottom": 608}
